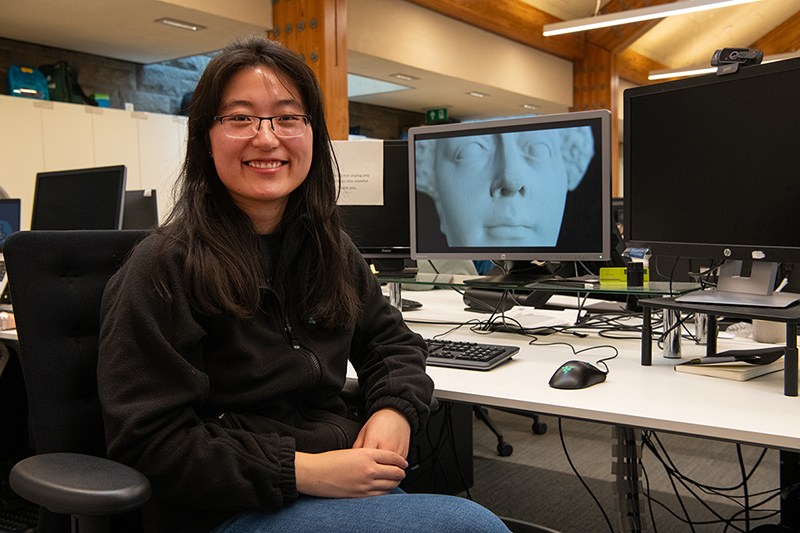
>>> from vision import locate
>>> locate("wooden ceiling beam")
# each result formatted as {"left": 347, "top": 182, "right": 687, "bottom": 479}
{"left": 585, "top": 0, "right": 676, "bottom": 54}
{"left": 617, "top": 49, "right": 670, "bottom": 85}
{"left": 403, "top": 0, "right": 585, "bottom": 61}
{"left": 748, "top": 9, "right": 800, "bottom": 55}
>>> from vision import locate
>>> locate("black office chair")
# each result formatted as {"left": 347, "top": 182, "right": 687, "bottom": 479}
{"left": 4, "top": 230, "right": 152, "bottom": 533}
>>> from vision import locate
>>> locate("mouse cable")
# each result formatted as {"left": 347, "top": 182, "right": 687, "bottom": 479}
{"left": 527, "top": 339, "right": 618, "bottom": 373}
{"left": 557, "top": 418, "right": 615, "bottom": 533}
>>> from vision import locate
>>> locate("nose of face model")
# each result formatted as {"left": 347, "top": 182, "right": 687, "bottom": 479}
{"left": 489, "top": 137, "right": 527, "bottom": 198}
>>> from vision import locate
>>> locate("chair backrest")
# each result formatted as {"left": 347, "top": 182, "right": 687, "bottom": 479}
{"left": 4, "top": 230, "right": 148, "bottom": 532}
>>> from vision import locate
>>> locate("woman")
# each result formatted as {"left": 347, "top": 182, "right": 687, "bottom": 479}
{"left": 98, "top": 36, "right": 510, "bottom": 533}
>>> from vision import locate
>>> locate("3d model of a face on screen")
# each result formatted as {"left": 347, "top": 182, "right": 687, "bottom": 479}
{"left": 415, "top": 126, "right": 594, "bottom": 247}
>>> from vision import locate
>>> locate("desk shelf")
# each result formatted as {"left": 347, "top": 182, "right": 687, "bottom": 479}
{"left": 639, "top": 297, "right": 800, "bottom": 397}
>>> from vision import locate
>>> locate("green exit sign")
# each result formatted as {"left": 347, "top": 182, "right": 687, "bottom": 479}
{"left": 426, "top": 108, "right": 448, "bottom": 123}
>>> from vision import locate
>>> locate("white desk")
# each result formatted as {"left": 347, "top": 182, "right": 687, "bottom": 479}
{"left": 370, "top": 289, "right": 800, "bottom": 452}
{"left": 368, "top": 288, "right": 800, "bottom": 530}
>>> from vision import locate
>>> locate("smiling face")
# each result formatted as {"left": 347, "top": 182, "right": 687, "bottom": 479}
{"left": 208, "top": 65, "right": 313, "bottom": 233}
{"left": 431, "top": 129, "right": 570, "bottom": 247}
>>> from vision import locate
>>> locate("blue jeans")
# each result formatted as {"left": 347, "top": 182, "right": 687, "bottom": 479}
{"left": 210, "top": 489, "right": 511, "bottom": 532}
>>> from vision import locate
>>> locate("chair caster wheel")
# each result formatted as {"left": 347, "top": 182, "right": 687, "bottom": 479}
{"left": 497, "top": 441, "right": 513, "bottom": 457}
{"left": 532, "top": 421, "right": 547, "bottom": 435}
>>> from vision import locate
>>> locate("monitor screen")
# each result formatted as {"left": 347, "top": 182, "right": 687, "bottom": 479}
{"left": 624, "top": 56, "right": 800, "bottom": 306}
{"left": 122, "top": 189, "right": 159, "bottom": 229}
{"left": 339, "top": 140, "right": 410, "bottom": 259}
{"left": 0, "top": 199, "right": 21, "bottom": 252}
{"left": 409, "top": 110, "right": 611, "bottom": 266}
{"left": 31, "top": 165, "right": 127, "bottom": 230}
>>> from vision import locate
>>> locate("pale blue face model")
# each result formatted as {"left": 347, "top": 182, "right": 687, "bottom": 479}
{"left": 417, "top": 127, "right": 593, "bottom": 248}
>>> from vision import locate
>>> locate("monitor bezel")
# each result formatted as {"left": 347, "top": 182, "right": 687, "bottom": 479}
{"left": 408, "top": 110, "right": 612, "bottom": 262}
{"left": 623, "top": 56, "right": 800, "bottom": 265}
{"left": 31, "top": 165, "right": 127, "bottom": 231}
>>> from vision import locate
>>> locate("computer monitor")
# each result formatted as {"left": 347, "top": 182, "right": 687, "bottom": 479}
{"left": 408, "top": 110, "right": 612, "bottom": 285}
{"left": 624, "top": 56, "right": 800, "bottom": 307}
{"left": 122, "top": 189, "right": 159, "bottom": 229}
{"left": 0, "top": 199, "right": 21, "bottom": 252}
{"left": 31, "top": 165, "right": 127, "bottom": 230}
{"left": 339, "top": 140, "right": 414, "bottom": 274}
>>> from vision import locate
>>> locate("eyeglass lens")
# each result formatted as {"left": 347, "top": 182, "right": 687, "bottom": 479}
{"left": 221, "top": 116, "right": 308, "bottom": 138}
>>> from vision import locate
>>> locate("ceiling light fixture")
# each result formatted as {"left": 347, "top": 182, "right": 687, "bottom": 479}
{"left": 648, "top": 50, "right": 800, "bottom": 80}
{"left": 155, "top": 17, "right": 206, "bottom": 31}
{"left": 522, "top": 104, "right": 538, "bottom": 110}
{"left": 390, "top": 73, "right": 419, "bottom": 81}
{"left": 543, "top": 0, "right": 762, "bottom": 37}
{"left": 467, "top": 91, "right": 489, "bottom": 98}
{"left": 648, "top": 66, "right": 717, "bottom": 80}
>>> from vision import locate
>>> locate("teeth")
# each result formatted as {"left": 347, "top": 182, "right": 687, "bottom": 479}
{"left": 247, "top": 161, "right": 283, "bottom": 169}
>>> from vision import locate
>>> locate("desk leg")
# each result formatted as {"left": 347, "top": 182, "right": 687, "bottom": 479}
{"left": 613, "top": 426, "right": 646, "bottom": 533}
{"left": 706, "top": 315, "right": 717, "bottom": 358}
{"left": 642, "top": 308, "right": 652, "bottom": 366}
{"left": 785, "top": 322, "right": 798, "bottom": 397}
{"left": 387, "top": 282, "right": 402, "bottom": 311}
{"left": 663, "top": 309, "right": 682, "bottom": 359}
{"left": 781, "top": 450, "right": 800, "bottom": 529}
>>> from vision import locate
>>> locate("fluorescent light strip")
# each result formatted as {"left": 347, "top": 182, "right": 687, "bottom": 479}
{"left": 155, "top": 17, "right": 206, "bottom": 31}
{"left": 543, "top": 0, "right": 762, "bottom": 37}
{"left": 648, "top": 66, "right": 716, "bottom": 80}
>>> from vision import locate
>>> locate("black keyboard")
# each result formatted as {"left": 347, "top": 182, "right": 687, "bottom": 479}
{"left": 425, "top": 338, "right": 519, "bottom": 370}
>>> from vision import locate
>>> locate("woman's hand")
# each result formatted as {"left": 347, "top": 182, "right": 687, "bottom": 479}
{"left": 295, "top": 448, "right": 407, "bottom": 498}
{"left": 353, "top": 408, "right": 411, "bottom": 458}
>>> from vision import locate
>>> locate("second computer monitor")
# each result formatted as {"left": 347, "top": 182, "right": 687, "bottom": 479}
{"left": 0, "top": 199, "right": 21, "bottom": 251}
{"left": 31, "top": 165, "right": 127, "bottom": 230}
{"left": 338, "top": 140, "right": 411, "bottom": 269}
{"left": 408, "top": 110, "right": 611, "bottom": 265}
{"left": 122, "top": 189, "right": 159, "bottom": 229}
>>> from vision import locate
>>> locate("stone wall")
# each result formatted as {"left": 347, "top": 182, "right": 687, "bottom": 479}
{"left": 1, "top": 37, "right": 211, "bottom": 115}
{"left": 1, "top": 37, "right": 425, "bottom": 138}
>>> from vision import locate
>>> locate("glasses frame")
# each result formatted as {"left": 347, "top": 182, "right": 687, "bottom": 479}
{"left": 213, "top": 114, "right": 312, "bottom": 139}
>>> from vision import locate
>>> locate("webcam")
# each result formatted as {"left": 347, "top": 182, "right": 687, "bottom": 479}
{"left": 711, "top": 48, "right": 764, "bottom": 75}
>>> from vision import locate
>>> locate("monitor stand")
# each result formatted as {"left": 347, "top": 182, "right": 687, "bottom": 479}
{"left": 462, "top": 260, "right": 556, "bottom": 289}
{"left": 370, "top": 258, "right": 418, "bottom": 279}
{"left": 676, "top": 260, "right": 800, "bottom": 308}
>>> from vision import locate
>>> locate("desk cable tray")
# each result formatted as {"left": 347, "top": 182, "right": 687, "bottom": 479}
{"left": 425, "top": 338, "right": 519, "bottom": 370}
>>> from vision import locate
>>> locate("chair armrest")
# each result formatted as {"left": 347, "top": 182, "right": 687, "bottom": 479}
{"left": 9, "top": 453, "right": 151, "bottom": 516}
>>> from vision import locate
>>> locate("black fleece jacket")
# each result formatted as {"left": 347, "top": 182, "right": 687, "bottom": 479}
{"left": 97, "top": 228, "right": 433, "bottom": 533}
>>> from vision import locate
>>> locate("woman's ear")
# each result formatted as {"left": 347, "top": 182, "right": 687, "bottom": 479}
{"left": 561, "top": 126, "right": 594, "bottom": 191}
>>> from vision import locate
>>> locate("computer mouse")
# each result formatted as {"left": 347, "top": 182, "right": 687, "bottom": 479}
{"left": 548, "top": 360, "right": 607, "bottom": 389}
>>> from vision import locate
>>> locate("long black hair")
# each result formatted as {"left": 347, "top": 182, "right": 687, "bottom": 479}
{"left": 158, "top": 36, "right": 360, "bottom": 327}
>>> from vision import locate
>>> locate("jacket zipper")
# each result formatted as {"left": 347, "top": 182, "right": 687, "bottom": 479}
{"left": 282, "top": 309, "right": 322, "bottom": 385}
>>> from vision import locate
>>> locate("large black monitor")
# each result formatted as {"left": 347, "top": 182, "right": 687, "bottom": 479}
{"left": 624, "top": 56, "right": 800, "bottom": 307}
{"left": 31, "top": 165, "right": 127, "bottom": 230}
{"left": 339, "top": 140, "right": 414, "bottom": 274}
{"left": 122, "top": 189, "right": 159, "bottom": 229}
{"left": 408, "top": 110, "right": 612, "bottom": 284}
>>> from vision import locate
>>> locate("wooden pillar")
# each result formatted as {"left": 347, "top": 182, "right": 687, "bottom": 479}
{"left": 571, "top": 42, "right": 620, "bottom": 196}
{"left": 269, "top": 0, "right": 349, "bottom": 140}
